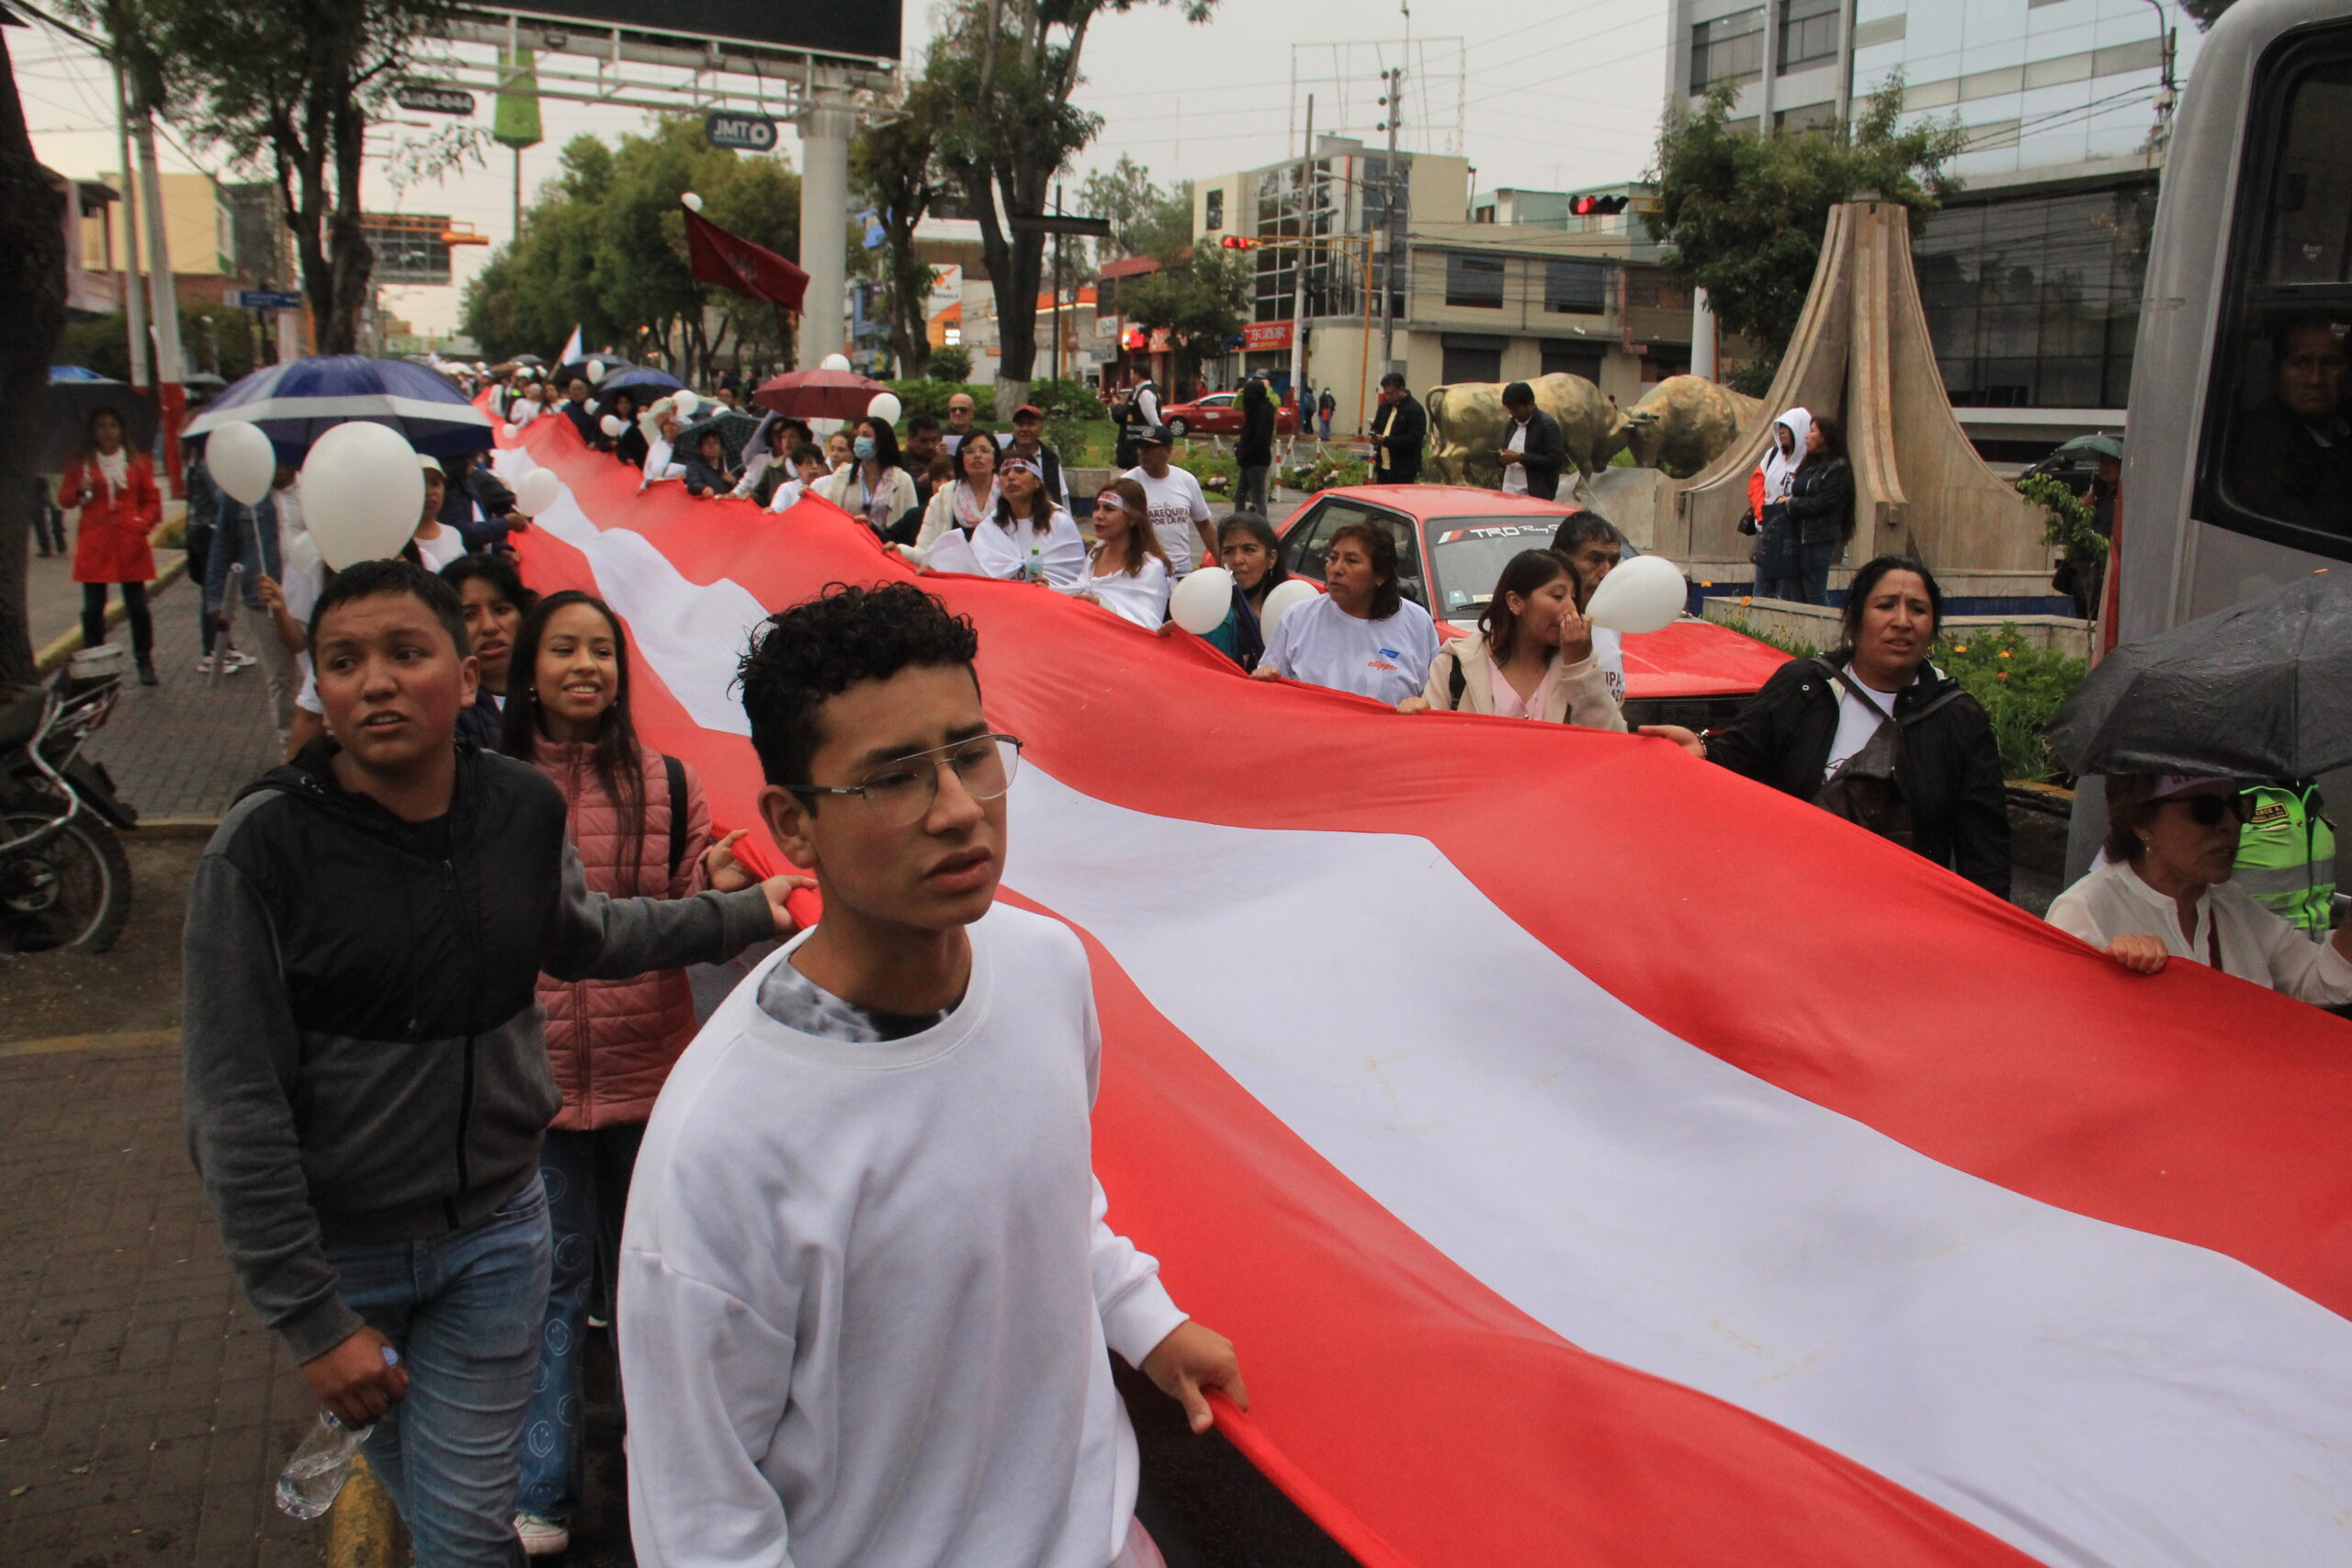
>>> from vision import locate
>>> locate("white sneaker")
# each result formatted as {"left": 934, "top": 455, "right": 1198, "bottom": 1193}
{"left": 514, "top": 1514, "right": 570, "bottom": 1556}
{"left": 220, "top": 649, "right": 256, "bottom": 670}
{"left": 194, "top": 655, "right": 216, "bottom": 675}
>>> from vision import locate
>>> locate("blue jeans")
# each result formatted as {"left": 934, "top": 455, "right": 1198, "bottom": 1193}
{"left": 322, "top": 1184, "right": 552, "bottom": 1568}
{"left": 515, "top": 1124, "right": 643, "bottom": 1524}
{"left": 1798, "top": 538, "right": 1839, "bottom": 606}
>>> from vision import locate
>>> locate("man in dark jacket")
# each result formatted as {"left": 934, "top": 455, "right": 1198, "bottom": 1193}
{"left": 183, "top": 560, "right": 797, "bottom": 1566}
{"left": 437, "top": 452, "right": 521, "bottom": 554}
{"left": 1496, "top": 381, "right": 1566, "bottom": 501}
{"left": 1235, "top": 375, "right": 1277, "bottom": 513}
{"left": 1372, "top": 372, "right": 1425, "bottom": 484}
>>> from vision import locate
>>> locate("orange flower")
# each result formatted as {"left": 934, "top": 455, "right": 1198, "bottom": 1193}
{"left": 1996, "top": 671, "right": 2008, "bottom": 680}
{"left": 1953, "top": 644, "right": 1968, "bottom": 653}
{"left": 1739, "top": 595, "right": 1752, "bottom": 605}
{"left": 1998, "top": 649, "right": 2012, "bottom": 659}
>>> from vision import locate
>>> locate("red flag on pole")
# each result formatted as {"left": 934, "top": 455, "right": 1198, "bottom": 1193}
{"left": 684, "top": 206, "right": 809, "bottom": 311}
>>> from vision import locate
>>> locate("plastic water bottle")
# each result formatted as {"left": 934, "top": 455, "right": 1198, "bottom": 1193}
{"left": 275, "top": 1345, "right": 398, "bottom": 1520}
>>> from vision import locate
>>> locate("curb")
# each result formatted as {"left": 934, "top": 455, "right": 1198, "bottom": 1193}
{"left": 326, "top": 1456, "right": 404, "bottom": 1567}
{"left": 0, "top": 1027, "right": 179, "bottom": 1059}
{"left": 130, "top": 816, "right": 221, "bottom": 840}
{"left": 33, "top": 555, "right": 191, "bottom": 675}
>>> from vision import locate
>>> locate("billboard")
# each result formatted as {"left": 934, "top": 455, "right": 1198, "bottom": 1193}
{"left": 492, "top": 1, "right": 899, "bottom": 62}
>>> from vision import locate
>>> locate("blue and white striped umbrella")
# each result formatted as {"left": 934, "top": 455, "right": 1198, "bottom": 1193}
{"left": 185, "top": 354, "right": 494, "bottom": 462}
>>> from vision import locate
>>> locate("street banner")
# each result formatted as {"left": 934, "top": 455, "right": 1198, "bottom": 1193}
{"left": 489, "top": 409, "right": 2352, "bottom": 1568}
{"left": 683, "top": 205, "right": 808, "bottom": 311}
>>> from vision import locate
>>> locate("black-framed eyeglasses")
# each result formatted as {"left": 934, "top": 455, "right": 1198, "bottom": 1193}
{"left": 790, "top": 735, "right": 1023, "bottom": 826}
{"left": 2165, "top": 792, "right": 2253, "bottom": 829}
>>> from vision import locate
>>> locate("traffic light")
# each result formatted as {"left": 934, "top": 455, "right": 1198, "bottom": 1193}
{"left": 1220, "top": 234, "right": 1260, "bottom": 249}
{"left": 1573, "top": 194, "right": 1631, "bottom": 217}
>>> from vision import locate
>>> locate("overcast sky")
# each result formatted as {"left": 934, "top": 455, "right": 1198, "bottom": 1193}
{"left": 18, "top": 0, "right": 1668, "bottom": 336}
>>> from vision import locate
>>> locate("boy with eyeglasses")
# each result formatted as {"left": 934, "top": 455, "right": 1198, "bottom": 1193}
{"left": 619, "top": 581, "right": 1245, "bottom": 1568}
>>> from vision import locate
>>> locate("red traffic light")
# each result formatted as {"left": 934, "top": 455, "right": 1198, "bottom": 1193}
{"left": 1573, "top": 195, "right": 1631, "bottom": 217}
{"left": 1220, "top": 234, "right": 1259, "bottom": 249}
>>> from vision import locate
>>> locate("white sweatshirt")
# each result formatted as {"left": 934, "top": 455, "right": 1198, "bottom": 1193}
{"left": 619, "top": 908, "right": 1188, "bottom": 1568}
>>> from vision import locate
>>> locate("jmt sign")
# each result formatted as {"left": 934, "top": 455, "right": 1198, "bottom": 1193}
{"left": 704, "top": 112, "right": 779, "bottom": 152}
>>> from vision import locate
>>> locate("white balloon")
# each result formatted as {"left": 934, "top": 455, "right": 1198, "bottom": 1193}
{"left": 820, "top": 353, "right": 852, "bottom": 372}
{"left": 866, "top": 391, "right": 903, "bottom": 425}
{"left": 586, "top": 359, "right": 607, "bottom": 383}
{"left": 1170, "top": 566, "right": 1236, "bottom": 636}
{"left": 514, "top": 468, "right": 563, "bottom": 518}
{"left": 673, "top": 389, "right": 700, "bottom": 416}
{"left": 298, "top": 422, "right": 426, "bottom": 570}
{"left": 1583, "top": 552, "right": 1688, "bottom": 635}
{"left": 503, "top": 423, "right": 522, "bottom": 440}
{"left": 206, "top": 420, "right": 277, "bottom": 505}
{"left": 600, "top": 414, "right": 627, "bottom": 437}
{"left": 1259, "top": 578, "right": 1320, "bottom": 642}
{"left": 681, "top": 191, "right": 705, "bottom": 212}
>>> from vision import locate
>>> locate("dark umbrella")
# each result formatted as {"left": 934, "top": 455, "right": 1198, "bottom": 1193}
{"left": 2048, "top": 572, "right": 2352, "bottom": 779}
{"left": 41, "top": 373, "right": 159, "bottom": 471}
{"left": 675, "top": 409, "right": 762, "bottom": 466}
{"left": 593, "top": 367, "right": 684, "bottom": 404}
{"left": 752, "top": 368, "right": 887, "bottom": 422}
{"left": 184, "top": 353, "right": 494, "bottom": 462}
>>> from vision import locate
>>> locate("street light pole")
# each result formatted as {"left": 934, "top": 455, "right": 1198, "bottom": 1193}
{"left": 1287, "top": 95, "right": 1314, "bottom": 408}
{"left": 1377, "top": 66, "right": 1403, "bottom": 378}
{"left": 1052, "top": 181, "right": 1064, "bottom": 386}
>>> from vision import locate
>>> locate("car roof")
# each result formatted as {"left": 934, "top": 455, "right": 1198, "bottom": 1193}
{"left": 1275, "top": 484, "right": 1581, "bottom": 534}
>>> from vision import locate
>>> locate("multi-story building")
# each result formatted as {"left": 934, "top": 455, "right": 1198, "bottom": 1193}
{"left": 1182, "top": 141, "right": 1723, "bottom": 434}
{"left": 89, "top": 169, "right": 241, "bottom": 306}
{"left": 1666, "top": 0, "right": 2198, "bottom": 452}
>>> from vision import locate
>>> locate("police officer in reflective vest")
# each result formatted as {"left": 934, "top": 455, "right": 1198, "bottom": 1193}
{"left": 2236, "top": 782, "right": 2338, "bottom": 939}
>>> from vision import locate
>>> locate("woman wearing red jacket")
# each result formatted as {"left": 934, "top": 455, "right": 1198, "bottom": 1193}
{"left": 498, "top": 588, "right": 786, "bottom": 1557}
{"left": 59, "top": 407, "right": 159, "bottom": 683}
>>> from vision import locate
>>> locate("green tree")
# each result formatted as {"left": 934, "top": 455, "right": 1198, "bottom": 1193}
{"left": 915, "top": 0, "right": 1216, "bottom": 413}
{"left": 1648, "top": 79, "right": 1965, "bottom": 391}
{"left": 1, "top": 19, "right": 69, "bottom": 681}
{"left": 1114, "top": 244, "right": 1248, "bottom": 399}
{"left": 1076, "top": 154, "right": 1192, "bottom": 268}
{"left": 85, "top": 0, "right": 450, "bottom": 354}
{"left": 853, "top": 87, "right": 948, "bottom": 378}
{"left": 462, "top": 121, "right": 801, "bottom": 383}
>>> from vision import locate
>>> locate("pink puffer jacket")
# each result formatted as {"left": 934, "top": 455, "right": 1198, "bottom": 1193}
{"left": 532, "top": 738, "right": 713, "bottom": 1130}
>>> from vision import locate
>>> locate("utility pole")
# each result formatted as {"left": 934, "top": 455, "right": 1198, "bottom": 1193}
{"left": 1287, "top": 95, "right": 1314, "bottom": 409}
{"left": 108, "top": 54, "right": 149, "bottom": 390}
{"left": 1377, "top": 65, "right": 1404, "bottom": 378}
{"left": 130, "top": 85, "right": 187, "bottom": 493}
{"left": 1052, "top": 181, "right": 1064, "bottom": 386}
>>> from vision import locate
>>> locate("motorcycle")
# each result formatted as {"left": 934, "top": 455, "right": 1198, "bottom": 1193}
{"left": 0, "top": 643, "right": 140, "bottom": 954}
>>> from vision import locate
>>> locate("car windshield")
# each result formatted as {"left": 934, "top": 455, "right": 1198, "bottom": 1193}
{"left": 1426, "top": 516, "right": 1644, "bottom": 615}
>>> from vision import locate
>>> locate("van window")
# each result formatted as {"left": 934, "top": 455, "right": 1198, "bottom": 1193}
{"left": 2208, "top": 51, "right": 2352, "bottom": 553}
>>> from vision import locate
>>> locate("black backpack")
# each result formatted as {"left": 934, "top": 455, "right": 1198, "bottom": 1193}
{"left": 1809, "top": 660, "right": 1964, "bottom": 850}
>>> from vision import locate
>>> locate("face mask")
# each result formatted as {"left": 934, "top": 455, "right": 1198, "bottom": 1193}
{"left": 854, "top": 436, "right": 876, "bottom": 461}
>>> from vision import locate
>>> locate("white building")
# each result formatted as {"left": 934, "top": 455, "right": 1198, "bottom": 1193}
{"left": 1665, "top": 0, "right": 2198, "bottom": 450}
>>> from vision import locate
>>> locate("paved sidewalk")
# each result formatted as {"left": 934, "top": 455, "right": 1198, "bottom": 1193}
{"left": 0, "top": 1034, "right": 320, "bottom": 1568}
{"left": 75, "top": 577, "right": 282, "bottom": 822}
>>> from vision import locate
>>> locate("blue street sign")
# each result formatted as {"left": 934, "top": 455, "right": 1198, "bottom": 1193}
{"left": 231, "top": 289, "right": 305, "bottom": 310}
{"left": 704, "top": 112, "right": 779, "bottom": 152}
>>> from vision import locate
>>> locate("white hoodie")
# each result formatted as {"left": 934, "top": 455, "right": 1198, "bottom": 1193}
{"left": 619, "top": 908, "right": 1187, "bottom": 1568}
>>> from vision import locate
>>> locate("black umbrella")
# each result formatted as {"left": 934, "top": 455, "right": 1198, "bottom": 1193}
{"left": 674, "top": 409, "right": 761, "bottom": 466}
{"left": 41, "top": 378, "right": 159, "bottom": 471}
{"left": 2048, "top": 571, "right": 2352, "bottom": 779}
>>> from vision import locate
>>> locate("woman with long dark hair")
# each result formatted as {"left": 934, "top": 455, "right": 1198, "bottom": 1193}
{"left": 499, "top": 590, "right": 763, "bottom": 1556}
{"left": 969, "top": 457, "right": 1086, "bottom": 587}
{"left": 1192, "top": 513, "right": 1291, "bottom": 670}
{"left": 1403, "top": 549, "right": 1624, "bottom": 727}
{"left": 1641, "top": 555, "right": 2009, "bottom": 894}
{"left": 1076, "top": 478, "right": 1171, "bottom": 627}
{"left": 914, "top": 428, "right": 1000, "bottom": 556}
{"left": 816, "top": 416, "right": 919, "bottom": 539}
{"left": 60, "top": 406, "right": 159, "bottom": 683}
{"left": 1252, "top": 518, "right": 1438, "bottom": 704}
{"left": 1782, "top": 412, "right": 1854, "bottom": 604}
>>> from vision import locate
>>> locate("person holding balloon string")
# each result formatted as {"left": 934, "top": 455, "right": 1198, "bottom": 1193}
{"left": 1073, "top": 479, "right": 1173, "bottom": 629}
{"left": 1248, "top": 519, "right": 1439, "bottom": 706}
{"left": 1399, "top": 549, "right": 1625, "bottom": 728}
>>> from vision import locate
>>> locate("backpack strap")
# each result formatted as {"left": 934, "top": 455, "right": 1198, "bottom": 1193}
{"left": 1814, "top": 657, "right": 1965, "bottom": 728}
{"left": 662, "top": 753, "right": 687, "bottom": 879}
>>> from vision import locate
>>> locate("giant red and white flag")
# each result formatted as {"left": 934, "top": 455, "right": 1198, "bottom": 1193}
{"left": 492, "top": 417, "right": 2352, "bottom": 1568}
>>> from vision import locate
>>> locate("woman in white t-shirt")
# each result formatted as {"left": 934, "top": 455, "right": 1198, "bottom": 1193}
{"left": 966, "top": 457, "right": 1086, "bottom": 588}
{"left": 914, "top": 433, "right": 1000, "bottom": 558}
{"left": 1402, "top": 548, "right": 1623, "bottom": 728}
{"left": 1252, "top": 518, "right": 1438, "bottom": 705}
{"left": 1075, "top": 479, "right": 1171, "bottom": 629}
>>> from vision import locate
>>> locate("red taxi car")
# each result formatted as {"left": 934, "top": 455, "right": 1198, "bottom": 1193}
{"left": 1272, "top": 485, "right": 1788, "bottom": 728}
{"left": 1162, "top": 391, "right": 1299, "bottom": 439}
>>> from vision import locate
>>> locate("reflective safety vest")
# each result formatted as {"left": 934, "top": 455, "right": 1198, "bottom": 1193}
{"left": 2236, "top": 783, "right": 2337, "bottom": 939}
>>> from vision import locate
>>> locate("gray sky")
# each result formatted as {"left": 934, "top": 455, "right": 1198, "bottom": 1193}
{"left": 19, "top": 0, "right": 1667, "bottom": 334}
